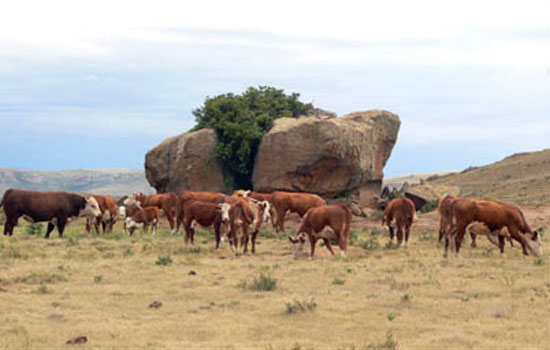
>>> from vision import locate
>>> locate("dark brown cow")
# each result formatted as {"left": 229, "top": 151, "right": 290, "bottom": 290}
{"left": 383, "top": 197, "right": 416, "bottom": 247}
{"left": 270, "top": 191, "right": 326, "bottom": 233}
{"left": 125, "top": 206, "right": 160, "bottom": 236}
{"left": 182, "top": 200, "right": 230, "bottom": 248}
{"left": 445, "top": 198, "right": 542, "bottom": 257}
{"left": 128, "top": 192, "right": 179, "bottom": 234}
{"left": 0, "top": 189, "right": 101, "bottom": 238}
{"left": 289, "top": 205, "right": 352, "bottom": 258}
{"left": 85, "top": 194, "right": 118, "bottom": 234}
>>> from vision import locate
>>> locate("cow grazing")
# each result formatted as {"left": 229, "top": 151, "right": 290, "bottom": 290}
{"left": 289, "top": 205, "right": 352, "bottom": 258}
{"left": 125, "top": 206, "right": 160, "bottom": 236}
{"left": 85, "top": 194, "right": 118, "bottom": 234}
{"left": 129, "top": 193, "right": 179, "bottom": 235}
{"left": 445, "top": 198, "right": 542, "bottom": 258}
{"left": 177, "top": 191, "right": 226, "bottom": 233}
{"left": 182, "top": 200, "right": 230, "bottom": 247}
{"left": 1, "top": 189, "right": 101, "bottom": 238}
{"left": 270, "top": 191, "right": 326, "bottom": 233}
{"left": 466, "top": 222, "right": 514, "bottom": 254}
{"left": 383, "top": 197, "right": 416, "bottom": 247}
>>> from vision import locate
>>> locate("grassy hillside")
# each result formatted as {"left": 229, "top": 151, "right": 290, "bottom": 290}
{"left": 0, "top": 168, "right": 154, "bottom": 197}
{"left": 428, "top": 149, "right": 550, "bottom": 205}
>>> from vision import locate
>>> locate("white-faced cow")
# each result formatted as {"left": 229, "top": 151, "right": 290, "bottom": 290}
{"left": 125, "top": 206, "right": 160, "bottom": 236}
{"left": 289, "top": 205, "right": 352, "bottom": 259}
{"left": 1, "top": 189, "right": 101, "bottom": 238}
{"left": 444, "top": 198, "right": 542, "bottom": 258}
{"left": 85, "top": 194, "right": 119, "bottom": 234}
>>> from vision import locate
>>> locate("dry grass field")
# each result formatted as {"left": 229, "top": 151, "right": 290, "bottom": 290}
{"left": 1, "top": 208, "right": 549, "bottom": 349}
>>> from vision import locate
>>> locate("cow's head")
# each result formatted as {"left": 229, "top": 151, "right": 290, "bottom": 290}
{"left": 118, "top": 206, "right": 127, "bottom": 220}
{"left": 123, "top": 195, "right": 142, "bottom": 208}
{"left": 259, "top": 200, "right": 271, "bottom": 223}
{"left": 288, "top": 232, "right": 307, "bottom": 259}
{"left": 80, "top": 196, "right": 101, "bottom": 218}
{"left": 218, "top": 202, "right": 231, "bottom": 224}
{"left": 125, "top": 217, "right": 142, "bottom": 236}
{"left": 526, "top": 230, "right": 543, "bottom": 257}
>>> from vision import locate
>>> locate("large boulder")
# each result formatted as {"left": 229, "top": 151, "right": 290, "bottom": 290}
{"left": 144, "top": 128, "right": 229, "bottom": 193}
{"left": 252, "top": 110, "right": 400, "bottom": 206}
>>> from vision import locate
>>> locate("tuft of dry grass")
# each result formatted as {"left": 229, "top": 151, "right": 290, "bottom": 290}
{"left": 0, "top": 209, "right": 549, "bottom": 349}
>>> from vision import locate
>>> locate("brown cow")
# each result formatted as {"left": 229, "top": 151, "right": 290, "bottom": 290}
{"left": 182, "top": 200, "right": 231, "bottom": 247}
{"left": 289, "top": 205, "right": 352, "bottom": 258}
{"left": 231, "top": 194, "right": 272, "bottom": 254}
{"left": 127, "top": 192, "right": 179, "bottom": 234}
{"left": 445, "top": 198, "right": 542, "bottom": 258}
{"left": 233, "top": 190, "right": 277, "bottom": 232}
{"left": 220, "top": 197, "right": 257, "bottom": 256}
{"left": 85, "top": 194, "right": 118, "bottom": 234}
{"left": 382, "top": 197, "right": 416, "bottom": 247}
{"left": 1, "top": 189, "right": 101, "bottom": 238}
{"left": 177, "top": 191, "right": 226, "bottom": 233}
{"left": 270, "top": 191, "right": 326, "bottom": 233}
{"left": 125, "top": 206, "right": 160, "bottom": 236}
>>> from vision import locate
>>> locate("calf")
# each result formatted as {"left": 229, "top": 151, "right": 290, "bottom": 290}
{"left": 466, "top": 222, "right": 514, "bottom": 254}
{"left": 270, "top": 191, "right": 326, "bottom": 233}
{"left": 1, "top": 189, "right": 101, "bottom": 238}
{"left": 383, "top": 197, "right": 416, "bottom": 247}
{"left": 125, "top": 206, "right": 160, "bottom": 236}
{"left": 182, "top": 200, "right": 230, "bottom": 248}
{"left": 289, "top": 205, "right": 352, "bottom": 258}
{"left": 128, "top": 192, "right": 179, "bottom": 235}
{"left": 445, "top": 198, "right": 542, "bottom": 258}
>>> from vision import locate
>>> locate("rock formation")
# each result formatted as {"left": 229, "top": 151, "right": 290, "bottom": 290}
{"left": 145, "top": 128, "right": 229, "bottom": 193}
{"left": 252, "top": 110, "right": 400, "bottom": 206}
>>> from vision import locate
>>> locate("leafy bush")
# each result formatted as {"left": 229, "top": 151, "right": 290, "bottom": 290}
{"left": 285, "top": 298, "right": 317, "bottom": 314}
{"left": 155, "top": 255, "right": 173, "bottom": 266}
{"left": 361, "top": 238, "right": 380, "bottom": 250}
{"left": 420, "top": 199, "right": 439, "bottom": 213}
{"left": 366, "top": 332, "right": 398, "bottom": 350}
{"left": 242, "top": 268, "right": 277, "bottom": 291}
{"left": 193, "top": 86, "right": 314, "bottom": 188}
{"left": 332, "top": 278, "right": 345, "bottom": 285}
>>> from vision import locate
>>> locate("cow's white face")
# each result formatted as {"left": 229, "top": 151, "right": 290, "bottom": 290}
{"left": 80, "top": 196, "right": 101, "bottom": 218}
{"left": 125, "top": 217, "right": 142, "bottom": 235}
{"left": 219, "top": 202, "right": 231, "bottom": 224}
{"left": 527, "top": 231, "right": 543, "bottom": 257}
{"left": 260, "top": 201, "right": 271, "bottom": 223}
{"left": 118, "top": 206, "right": 126, "bottom": 220}
{"left": 288, "top": 232, "right": 307, "bottom": 259}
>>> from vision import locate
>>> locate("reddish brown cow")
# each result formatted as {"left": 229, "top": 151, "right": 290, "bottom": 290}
{"left": 383, "top": 197, "right": 416, "bottom": 247}
{"left": 445, "top": 198, "right": 542, "bottom": 257}
{"left": 289, "top": 205, "right": 352, "bottom": 258}
{"left": 177, "top": 191, "right": 226, "bottom": 233}
{"left": 270, "top": 191, "right": 326, "bottom": 233}
{"left": 1, "top": 189, "right": 101, "bottom": 238}
{"left": 223, "top": 198, "right": 256, "bottom": 256}
{"left": 125, "top": 206, "right": 160, "bottom": 236}
{"left": 85, "top": 194, "right": 118, "bottom": 234}
{"left": 182, "top": 200, "right": 230, "bottom": 248}
{"left": 129, "top": 192, "right": 179, "bottom": 234}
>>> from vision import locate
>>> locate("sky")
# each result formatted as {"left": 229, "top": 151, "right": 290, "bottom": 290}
{"left": 0, "top": 0, "right": 548, "bottom": 177}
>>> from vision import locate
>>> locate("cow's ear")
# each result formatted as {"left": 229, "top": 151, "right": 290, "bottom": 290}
{"left": 289, "top": 236, "right": 297, "bottom": 243}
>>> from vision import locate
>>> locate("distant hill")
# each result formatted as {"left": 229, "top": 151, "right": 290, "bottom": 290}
{"left": 0, "top": 168, "right": 155, "bottom": 197}
{"left": 428, "top": 149, "right": 550, "bottom": 205}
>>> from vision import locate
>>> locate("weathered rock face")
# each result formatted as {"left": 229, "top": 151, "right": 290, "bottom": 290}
{"left": 144, "top": 128, "right": 229, "bottom": 193}
{"left": 252, "top": 110, "right": 400, "bottom": 206}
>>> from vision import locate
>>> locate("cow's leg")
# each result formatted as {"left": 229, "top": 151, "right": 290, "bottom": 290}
{"left": 85, "top": 218, "right": 92, "bottom": 234}
{"left": 454, "top": 225, "right": 467, "bottom": 257}
{"left": 152, "top": 220, "right": 158, "bottom": 235}
{"left": 498, "top": 235, "right": 505, "bottom": 255}
{"left": 276, "top": 208, "right": 287, "bottom": 232}
{"left": 101, "top": 220, "right": 107, "bottom": 234}
{"left": 251, "top": 229, "right": 259, "bottom": 254}
{"left": 322, "top": 237, "right": 335, "bottom": 256}
{"left": 404, "top": 223, "right": 411, "bottom": 248}
{"left": 4, "top": 217, "right": 17, "bottom": 236}
{"left": 396, "top": 222, "right": 404, "bottom": 246}
{"left": 44, "top": 222, "right": 55, "bottom": 239}
{"left": 94, "top": 217, "right": 101, "bottom": 235}
{"left": 214, "top": 222, "right": 222, "bottom": 249}
{"left": 470, "top": 232, "right": 477, "bottom": 248}
{"left": 164, "top": 207, "right": 176, "bottom": 235}
{"left": 57, "top": 217, "right": 67, "bottom": 238}
{"left": 337, "top": 234, "right": 348, "bottom": 257}
{"left": 309, "top": 235, "right": 318, "bottom": 259}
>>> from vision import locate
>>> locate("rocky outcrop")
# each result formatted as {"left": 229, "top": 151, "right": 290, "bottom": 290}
{"left": 144, "top": 128, "right": 229, "bottom": 193}
{"left": 252, "top": 110, "right": 400, "bottom": 205}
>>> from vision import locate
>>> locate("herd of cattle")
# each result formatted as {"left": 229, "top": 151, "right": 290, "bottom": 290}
{"left": 0, "top": 188, "right": 544, "bottom": 258}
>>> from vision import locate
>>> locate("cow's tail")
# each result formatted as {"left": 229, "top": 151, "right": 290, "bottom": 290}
{"left": 342, "top": 205, "right": 352, "bottom": 243}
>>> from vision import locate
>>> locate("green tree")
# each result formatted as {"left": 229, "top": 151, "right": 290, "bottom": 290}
{"left": 193, "top": 86, "right": 313, "bottom": 189}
